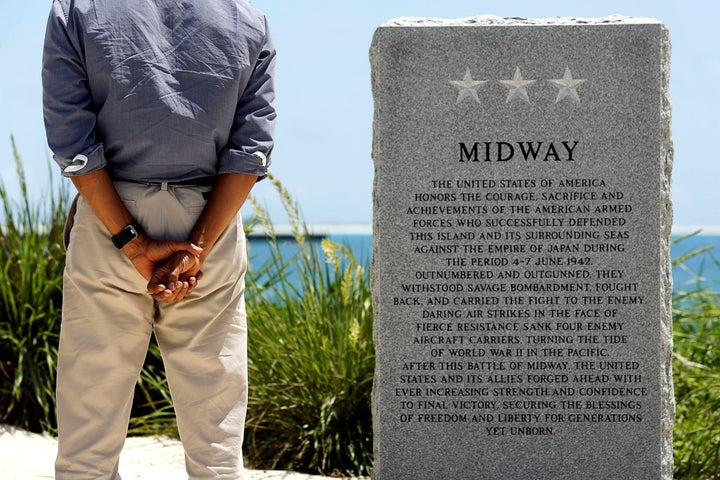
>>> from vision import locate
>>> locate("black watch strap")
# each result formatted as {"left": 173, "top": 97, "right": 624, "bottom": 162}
{"left": 111, "top": 222, "right": 144, "bottom": 249}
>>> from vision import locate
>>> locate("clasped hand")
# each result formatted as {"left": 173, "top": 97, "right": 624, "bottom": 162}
{"left": 123, "top": 236, "right": 205, "bottom": 303}
{"left": 147, "top": 249, "right": 205, "bottom": 303}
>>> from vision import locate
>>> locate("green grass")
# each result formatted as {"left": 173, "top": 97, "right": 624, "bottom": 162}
{"left": 242, "top": 175, "right": 374, "bottom": 476}
{"left": 0, "top": 137, "right": 68, "bottom": 433}
{"left": 1, "top": 145, "right": 720, "bottom": 478}
{"left": 672, "top": 232, "right": 720, "bottom": 480}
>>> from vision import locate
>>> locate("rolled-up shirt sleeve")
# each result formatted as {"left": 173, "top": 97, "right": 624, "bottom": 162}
{"left": 218, "top": 17, "right": 277, "bottom": 180}
{"left": 42, "top": 0, "right": 106, "bottom": 177}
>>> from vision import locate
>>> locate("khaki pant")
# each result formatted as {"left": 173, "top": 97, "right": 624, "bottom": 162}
{"left": 55, "top": 181, "right": 248, "bottom": 479}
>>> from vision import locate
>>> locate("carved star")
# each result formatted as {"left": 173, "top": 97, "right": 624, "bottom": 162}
{"left": 499, "top": 67, "right": 536, "bottom": 103}
{"left": 449, "top": 68, "right": 489, "bottom": 104}
{"left": 549, "top": 66, "right": 587, "bottom": 103}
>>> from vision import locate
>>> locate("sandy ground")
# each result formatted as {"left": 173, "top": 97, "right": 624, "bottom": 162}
{"left": 0, "top": 425, "right": 367, "bottom": 480}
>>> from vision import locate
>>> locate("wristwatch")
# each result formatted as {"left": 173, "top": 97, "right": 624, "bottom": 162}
{"left": 111, "top": 222, "right": 145, "bottom": 249}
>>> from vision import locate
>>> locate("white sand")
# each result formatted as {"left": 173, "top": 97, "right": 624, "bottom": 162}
{"left": 0, "top": 425, "right": 365, "bottom": 480}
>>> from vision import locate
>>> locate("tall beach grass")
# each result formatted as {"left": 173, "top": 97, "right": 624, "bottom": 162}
{"left": 0, "top": 138, "right": 68, "bottom": 433}
{"left": 242, "top": 175, "right": 374, "bottom": 476}
{"left": 0, "top": 146, "right": 720, "bottom": 478}
{"left": 671, "top": 232, "right": 720, "bottom": 479}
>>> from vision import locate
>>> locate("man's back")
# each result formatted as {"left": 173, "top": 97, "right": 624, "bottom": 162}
{"left": 43, "top": 0, "right": 275, "bottom": 182}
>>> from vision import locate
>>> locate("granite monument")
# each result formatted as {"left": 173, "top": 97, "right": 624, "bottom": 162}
{"left": 371, "top": 16, "right": 673, "bottom": 480}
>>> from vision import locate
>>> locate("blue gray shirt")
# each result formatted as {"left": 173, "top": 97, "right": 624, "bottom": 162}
{"left": 42, "top": 0, "right": 275, "bottom": 182}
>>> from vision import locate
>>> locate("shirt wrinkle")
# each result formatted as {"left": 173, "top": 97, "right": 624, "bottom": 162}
{"left": 112, "top": 20, "right": 233, "bottom": 118}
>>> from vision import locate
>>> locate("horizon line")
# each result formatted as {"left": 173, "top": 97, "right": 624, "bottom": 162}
{"left": 248, "top": 224, "right": 720, "bottom": 236}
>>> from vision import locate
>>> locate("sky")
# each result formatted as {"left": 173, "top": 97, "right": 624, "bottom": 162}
{"left": 1, "top": 0, "right": 718, "bottom": 229}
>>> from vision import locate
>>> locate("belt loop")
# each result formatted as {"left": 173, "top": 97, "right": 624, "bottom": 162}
{"left": 160, "top": 182, "right": 168, "bottom": 191}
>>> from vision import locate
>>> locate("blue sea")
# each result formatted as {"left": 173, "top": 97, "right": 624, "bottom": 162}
{"left": 248, "top": 229, "right": 720, "bottom": 293}
{"left": 671, "top": 232, "right": 720, "bottom": 291}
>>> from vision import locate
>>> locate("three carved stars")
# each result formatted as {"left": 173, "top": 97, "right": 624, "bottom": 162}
{"left": 448, "top": 66, "right": 587, "bottom": 105}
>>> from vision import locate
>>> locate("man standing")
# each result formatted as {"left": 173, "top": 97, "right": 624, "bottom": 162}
{"left": 42, "top": 0, "right": 276, "bottom": 478}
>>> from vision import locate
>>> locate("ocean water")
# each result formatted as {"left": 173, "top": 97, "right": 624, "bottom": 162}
{"left": 247, "top": 232, "right": 720, "bottom": 293}
{"left": 671, "top": 233, "right": 720, "bottom": 290}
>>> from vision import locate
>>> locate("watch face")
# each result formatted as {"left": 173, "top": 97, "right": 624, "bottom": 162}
{"left": 112, "top": 223, "right": 141, "bottom": 249}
